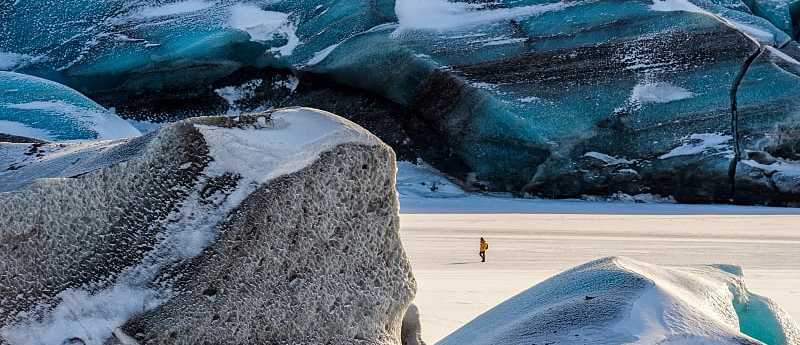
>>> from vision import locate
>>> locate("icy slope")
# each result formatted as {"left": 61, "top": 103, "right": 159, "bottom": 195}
{"left": 438, "top": 257, "right": 800, "bottom": 345}
{"left": 0, "top": 72, "right": 140, "bottom": 141}
{"left": 0, "top": 108, "right": 418, "bottom": 345}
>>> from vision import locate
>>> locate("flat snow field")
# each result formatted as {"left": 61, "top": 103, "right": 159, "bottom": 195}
{"left": 399, "top": 210, "right": 800, "bottom": 344}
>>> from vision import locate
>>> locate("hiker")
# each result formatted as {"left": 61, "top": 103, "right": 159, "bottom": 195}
{"left": 479, "top": 237, "right": 488, "bottom": 262}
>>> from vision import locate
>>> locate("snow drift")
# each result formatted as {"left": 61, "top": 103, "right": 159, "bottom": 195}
{"left": 0, "top": 107, "right": 418, "bottom": 345}
{"left": 438, "top": 257, "right": 800, "bottom": 345}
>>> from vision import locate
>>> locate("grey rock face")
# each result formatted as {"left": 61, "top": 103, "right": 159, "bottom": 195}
{"left": 0, "top": 108, "right": 416, "bottom": 345}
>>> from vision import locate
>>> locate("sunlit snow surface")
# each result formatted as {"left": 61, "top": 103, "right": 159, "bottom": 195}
{"left": 437, "top": 256, "right": 800, "bottom": 345}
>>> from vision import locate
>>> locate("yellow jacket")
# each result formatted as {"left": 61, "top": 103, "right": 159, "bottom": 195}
{"left": 480, "top": 241, "right": 488, "bottom": 252}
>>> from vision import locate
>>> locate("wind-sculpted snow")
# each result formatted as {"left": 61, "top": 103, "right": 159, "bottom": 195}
{"left": 4, "top": 0, "right": 800, "bottom": 203}
{"left": 438, "top": 257, "right": 800, "bottom": 345}
{"left": 0, "top": 107, "right": 418, "bottom": 345}
{"left": 0, "top": 72, "right": 140, "bottom": 141}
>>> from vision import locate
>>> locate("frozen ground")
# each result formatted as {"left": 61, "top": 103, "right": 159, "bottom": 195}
{"left": 397, "top": 162, "right": 800, "bottom": 344}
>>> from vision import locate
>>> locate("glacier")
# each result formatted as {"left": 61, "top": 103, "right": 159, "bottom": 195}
{"left": 3, "top": 0, "right": 800, "bottom": 204}
{"left": 438, "top": 256, "right": 800, "bottom": 345}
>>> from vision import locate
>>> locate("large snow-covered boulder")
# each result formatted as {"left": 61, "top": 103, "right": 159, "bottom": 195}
{"left": 0, "top": 107, "right": 416, "bottom": 345}
{"left": 438, "top": 257, "right": 800, "bottom": 345}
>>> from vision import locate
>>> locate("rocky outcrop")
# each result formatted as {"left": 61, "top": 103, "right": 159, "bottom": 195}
{"left": 0, "top": 108, "right": 417, "bottom": 345}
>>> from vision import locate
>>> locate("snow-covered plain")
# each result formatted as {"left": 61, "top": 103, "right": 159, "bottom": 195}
{"left": 397, "top": 162, "right": 800, "bottom": 344}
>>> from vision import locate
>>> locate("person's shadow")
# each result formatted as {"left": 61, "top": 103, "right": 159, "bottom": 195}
{"left": 447, "top": 262, "right": 481, "bottom": 265}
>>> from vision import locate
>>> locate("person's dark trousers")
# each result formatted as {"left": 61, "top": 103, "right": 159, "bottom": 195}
{"left": 479, "top": 251, "right": 486, "bottom": 262}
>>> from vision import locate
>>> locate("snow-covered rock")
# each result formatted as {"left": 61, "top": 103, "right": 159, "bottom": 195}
{"left": 0, "top": 107, "right": 417, "bottom": 345}
{"left": 438, "top": 257, "right": 800, "bottom": 345}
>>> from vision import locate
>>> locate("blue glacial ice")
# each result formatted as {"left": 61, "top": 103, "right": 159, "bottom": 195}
{"left": 0, "top": 71, "right": 140, "bottom": 141}
{"left": 438, "top": 256, "right": 800, "bottom": 345}
{"left": 0, "top": 0, "right": 395, "bottom": 93}
{"left": 3, "top": 0, "right": 800, "bottom": 202}
{"left": 300, "top": 0, "right": 800, "bottom": 199}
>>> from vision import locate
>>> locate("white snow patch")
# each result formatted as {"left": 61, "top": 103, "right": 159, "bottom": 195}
{"left": 766, "top": 46, "right": 800, "bottom": 66}
{"left": 618, "top": 168, "right": 640, "bottom": 175}
{"left": 394, "top": 0, "right": 573, "bottom": 32}
{"left": 659, "top": 133, "right": 732, "bottom": 159}
{"left": 197, "top": 108, "right": 378, "bottom": 184}
{"left": 125, "top": 119, "right": 163, "bottom": 134}
{"left": 214, "top": 77, "right": 298, "bottom": 115}
{"left": 229, "top": 4, "right": 299, "bottom": 56}
{"left": 649, "top": 0, "right": 777, "bottom": 45}
{"left": 306, "top": 43, "right": 341, "bottom": 66}
{"left": 519, "top": 96, "right": 541, "bottom": 103}
{"left": 2, "top": 286, "right": 164, "bottom": 345}
{"left": 742, "top": 159, "right": 800, "bottom": 175}
{"left": 397, "top": 160, "right": 467, "bottom": 198}
{"left": 0, "top": 52, "right": 37, "bottom": 71}
{"left": 742, "top": 160, "right": 800, "bottom": 193}
{"left": 133, "top": 0, "right": 213, "bottom": 19}
{"left": 610, "top": 283, "right": 670, "bottom": 344}
{"left": 584, "top": 151, "right": 634, "bottom": 165}
{"left": 726, "top": 20, "right": 775, "bottom": 44}
{"left": 214, "top": 79, "right": 263, "bottom": 115}
{"left": 609, "top": 259, "right": 750, "bottom": 345}
{"left": 399, "top": 188, "right": 800, "bottom": 215}
{"left": 276, "top": 75, "right": 299, "bottom": 92}
{"left": 481, "top": 37, "right": 527, "bottom": 47}
{"left": 471, "top": 82, "right": 497, "bottom": 90}
{"left": 630, "top": 82, "right": 694, "bottom": 104}
{"left": 0, "top": 120, "right": 54, "bottom": 140}
{"left": 583, "top": 192, "right": 677, "bottom": 204}
{"left": 649, "top": 0, "right": 705, "bottom": 14}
